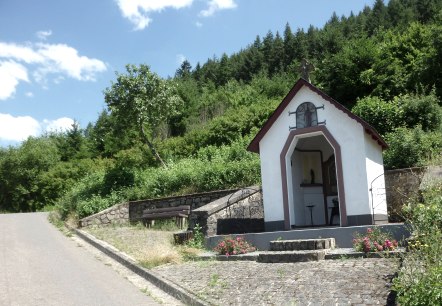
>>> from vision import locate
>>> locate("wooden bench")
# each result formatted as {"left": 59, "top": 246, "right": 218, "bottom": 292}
{"left": 142, "top": 205, "right": 190, "bottom": 228}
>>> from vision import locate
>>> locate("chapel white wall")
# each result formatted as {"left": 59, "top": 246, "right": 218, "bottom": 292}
{"left": 259, "top": 85, "right": 379, "bottom": 224}
{"left": 364, "top": 134, "right": 388, "bottom": 216}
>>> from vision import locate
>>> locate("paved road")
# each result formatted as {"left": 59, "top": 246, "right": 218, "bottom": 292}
{"left": 0, "top": 212, "right": 160, "bottom": 306}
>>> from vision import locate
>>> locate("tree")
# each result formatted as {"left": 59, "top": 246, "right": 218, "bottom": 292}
{"left": 0, "top": 137, "right": 60, "bottom": 212}
{"left": 175, "top": 60, "right": 192, "bottom": 78}
{"left": 316, "top": 37, "right": 379, "bottom": 107}
{"left": 103, "top": 64, "right": 183, "bottom": 167}
{"left": 370, "top": 23, "right": 437, "bottom": 99}
{"left": 283, "top": 23, "right": 296, "bottom": 67}
{"left": 365, "top": 0, "right": 389, "bottom": 35}
{"left": 217, "top": 53, "right": 231, "bottom": 86}
{"left": 54, "top": 121, "right": 88, "bottom": 161}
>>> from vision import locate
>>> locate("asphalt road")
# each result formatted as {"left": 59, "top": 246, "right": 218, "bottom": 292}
{"left": 0, "top": 212, "right": 160, "bottom": 306}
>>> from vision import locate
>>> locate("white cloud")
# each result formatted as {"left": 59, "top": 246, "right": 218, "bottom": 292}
{"left": 0, "top": 113, "right": 40, "bottom": 141}
{"left": 43, "top": 117, "right": 74, "bottom": 133}
{"left": 0, "top": 114, "right": 75, "bottom": 144}
{"left": 0, "top": 42, "right": 44, "bottom": 64}
{"left": 36, "top": 30, "right": 52, "bottom": 40}
{"left": 116, "top": 0, "right": 194, "bottom": 30}
{"left": 0, "top": 41, "right": 107, "bottom": 100}
{"left": 0, "top": 61, "right": 29, "bottom": 100}
{"left": 195, "top": 21, "right": 203, "bottom": 27}
{"left": 25, "top": 92, "right": 34, "bottom": 98}
{"left": 199, "top": 0, "right": 236, "bottom": 17}
{"left": 36, "top": 43, "right": 107, "bottom": 81}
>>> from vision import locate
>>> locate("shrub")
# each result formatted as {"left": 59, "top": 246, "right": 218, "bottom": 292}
{"left": 76, "top": 190, "right": 126, "bottom": 219}
{"left": 399, "top": 92, "right": 442, "bottom": 132}
{"left": 186, "top": 223, "right": 205, "bottom": 249}
{"left": 352, "top": 96, "right": 402, "bottom": 135}
{"left": 352, "top": 227, "right": 398, "bottom": 253}
{"left": 213, "top": 236, "right": 256, "bottom": 256}
{"left": 393, "top": 180, "right": 442, "bottom": 305}
{"left": 352, "top": 92, "right": 442, "bottom": 136}
{"left": 383, "top": 126, "right": 442, "bottom": 169}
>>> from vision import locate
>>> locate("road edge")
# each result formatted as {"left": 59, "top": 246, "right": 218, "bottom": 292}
{"left": 66, "top": 224, "right": 209, "bottom": 306}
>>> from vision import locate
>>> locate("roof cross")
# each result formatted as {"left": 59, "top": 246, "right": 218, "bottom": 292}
{"left": 298, "top": 59, "right": 314, "bottom": 83}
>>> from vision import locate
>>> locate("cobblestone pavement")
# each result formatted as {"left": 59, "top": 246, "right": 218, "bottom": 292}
{"left": 152, "top": 258, "right": 398, "bottom": 305}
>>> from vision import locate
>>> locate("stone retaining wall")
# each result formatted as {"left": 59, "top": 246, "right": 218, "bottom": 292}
{"left": 80, "top": 189, "right": 237, "bottom": 228}
{"left": 384, "top": 167, "right": 425, "bottom": 222}
{"left": 129, "top": 189, "right": 238, "bottom": 223}
{"left": 80, "top": 202, "right": 130, "bottom": 227}
{"left": 190, "top": 186, "right": 264, "bottom": 237}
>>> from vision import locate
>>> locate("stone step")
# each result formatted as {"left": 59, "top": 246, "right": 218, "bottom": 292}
{"left": 257, "top": 250, "right": 326, "bottom": 263}
{"left": 269, "top": 238, "right": 335, "bottom": 251}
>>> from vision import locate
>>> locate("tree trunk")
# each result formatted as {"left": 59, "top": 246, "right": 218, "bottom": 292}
{"left": 140, "top": 125, "right": 167, "bottom": 168}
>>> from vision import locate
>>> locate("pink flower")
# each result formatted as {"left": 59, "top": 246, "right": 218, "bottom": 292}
{"left": 367, "top": 228, "right": 373, "bottom": 233}
{"left": 225, "top": 252, "right": 230, "bottom": 256}
{"left": 383, "top": 239, "right": 394, "bottom": 250}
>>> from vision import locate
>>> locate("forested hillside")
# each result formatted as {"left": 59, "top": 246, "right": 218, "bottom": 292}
{"left": 1, "top": 0, "right": 441, "bottom": 217}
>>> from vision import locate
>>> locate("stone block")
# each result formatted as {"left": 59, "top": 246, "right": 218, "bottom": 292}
{"left": 257, "top": 250, "right": 326, "bottom": 263}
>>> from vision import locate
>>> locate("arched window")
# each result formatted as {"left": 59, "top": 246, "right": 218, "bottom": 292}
{"left": 296, "top": 102, "right": 318, "bottom": 129}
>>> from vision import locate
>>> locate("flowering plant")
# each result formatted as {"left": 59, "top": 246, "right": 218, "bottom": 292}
{"left": 352, "top": 227, "right": 398, "bottom": 253}
{"left": 213, "top": 236, "right": 256, "bottom": 256}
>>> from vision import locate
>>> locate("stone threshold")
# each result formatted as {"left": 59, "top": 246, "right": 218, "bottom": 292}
{"left": 197, "top": 248, "right": 404, "bottom": 262}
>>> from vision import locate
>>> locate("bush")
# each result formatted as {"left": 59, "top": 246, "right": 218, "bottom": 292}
{"left": 213, "top": 236, "right": 256, "bottom": 256}
{"left": 186, "top": 223, "right": 205, "bottom": 249}
{"left": 383, "top": 126, "right": 442, "bottom": 169}
{"left": 55, "top": 170, "right": 103, "bottom": 219}
{"left": 399, "top": 92, "right": 442, "bottom": 132}
{"left": 352, "top": 92, "right": 442, "bottom": 136}
{"left": 55, "top": 136, "right": 261, "bottom": 220}
{"left": 127, "top": 138, "right": 261, "bottom": 201}
{"left": 352, "top": 96, "right": 402, "bottom": 135}
{"left": 393, "top": 181, "right": 442, "bottom": 305}
{"left": 76, "top": 191, "right": 126, "bottom": 219}
{"left": 352, "top": 227, "right": 398, "bottom": 253}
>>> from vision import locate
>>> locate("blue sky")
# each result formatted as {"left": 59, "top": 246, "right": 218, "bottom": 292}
{"left": 0, "top": 0, "right": 376, "bottom": 147}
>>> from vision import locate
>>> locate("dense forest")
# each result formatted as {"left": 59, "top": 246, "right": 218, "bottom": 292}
{"left": 0, "top": 0, "right": 441, "bottom": 218}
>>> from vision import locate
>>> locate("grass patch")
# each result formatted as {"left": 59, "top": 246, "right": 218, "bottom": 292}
{"left": 48, "top": 210, "right": 74, "bottom": 237}
{"left": 84, "top": 224, "right": 204, "bottom": 268}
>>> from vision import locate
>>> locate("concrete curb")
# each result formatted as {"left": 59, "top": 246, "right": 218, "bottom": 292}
{"left": 66, "top": 224, "right": 210, "bottom": 306}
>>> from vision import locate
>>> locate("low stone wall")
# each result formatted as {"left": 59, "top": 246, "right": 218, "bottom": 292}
{"left": 129, "top": 189, "right": 238, "bottom": 223}
{"left": 190, "top": 186, "right": 264, "bottom": 237}
{"left": 80, "top": 188, "right": 237, "bottom": 228}
{"left": 80, "top": 202, "right": 130, "bottom": 227}
{"left": 384, "top": 167, "right": 425, "bottom": 222}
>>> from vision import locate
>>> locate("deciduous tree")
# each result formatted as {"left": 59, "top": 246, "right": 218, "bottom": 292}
{"left": 104, "top": 64, "right": 183, "bottom": 167}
